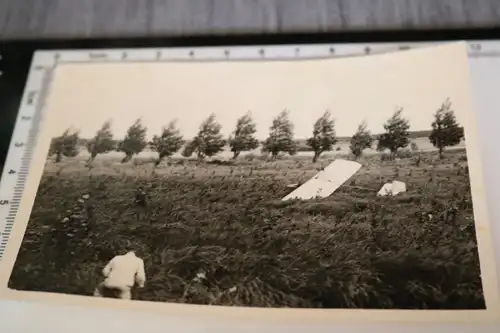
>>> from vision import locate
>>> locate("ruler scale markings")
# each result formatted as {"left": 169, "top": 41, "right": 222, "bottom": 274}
{"left": 50, "top": 41, "right": 497, "bottom": 67}
{"left": 0, "top": 53, "right": 54, "bottom": 259}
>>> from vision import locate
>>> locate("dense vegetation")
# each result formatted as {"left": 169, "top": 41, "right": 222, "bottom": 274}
{"left": 50, "top": 100, "right": 465, "bottom": 165}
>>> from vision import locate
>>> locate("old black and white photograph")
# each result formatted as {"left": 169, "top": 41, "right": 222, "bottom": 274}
{"left": 2, "top": 44, "right": 495, "bottom": 313}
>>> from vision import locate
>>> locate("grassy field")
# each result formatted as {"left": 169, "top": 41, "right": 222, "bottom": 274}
{"left": 8, "top": 148, "right": 485, "bottom": 309}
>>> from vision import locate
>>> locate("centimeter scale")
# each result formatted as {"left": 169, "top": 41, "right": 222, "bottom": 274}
{"left": 0, "top": 36, "right": 498, "bottom": 261}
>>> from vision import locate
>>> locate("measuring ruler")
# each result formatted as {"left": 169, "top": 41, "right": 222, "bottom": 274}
{"left": 0, "top": 39, "right": 498, "bottom": 260}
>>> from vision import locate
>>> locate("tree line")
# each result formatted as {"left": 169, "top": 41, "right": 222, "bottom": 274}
{"left": 49, "top": 98, "right": 464, "bottom": 166}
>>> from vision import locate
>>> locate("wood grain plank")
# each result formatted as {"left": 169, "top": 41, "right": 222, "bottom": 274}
{"left": 0, "top": 0, "right": 500, "bottom": 40}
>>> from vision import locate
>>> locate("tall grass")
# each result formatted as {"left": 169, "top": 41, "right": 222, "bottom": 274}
{"left": 8, "top": 149, "right": 485, "bottom": 309}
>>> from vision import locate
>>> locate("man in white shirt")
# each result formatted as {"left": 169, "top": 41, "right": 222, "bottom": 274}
{"left": 93, "top": 250, "right": 146, "bottom": 300}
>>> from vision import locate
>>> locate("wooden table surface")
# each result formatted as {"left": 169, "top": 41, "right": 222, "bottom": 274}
{"left": 1, "top": 0, "right": 499, "bottom": 40}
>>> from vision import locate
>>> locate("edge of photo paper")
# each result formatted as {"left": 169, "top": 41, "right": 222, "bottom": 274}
{"left": 0, "top": 41, "right": 498, "bottom": 325}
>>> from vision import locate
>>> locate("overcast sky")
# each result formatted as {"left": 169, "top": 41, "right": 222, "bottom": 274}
{"left": 43, "top": 43, "right": 470, "bottom": 140}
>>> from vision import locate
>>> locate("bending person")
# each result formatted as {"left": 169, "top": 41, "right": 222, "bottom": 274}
{"left": 94, "top": 247, "right": 146, "bottom": 300}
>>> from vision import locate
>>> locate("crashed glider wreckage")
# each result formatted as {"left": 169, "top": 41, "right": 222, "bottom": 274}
{"left": 282, "top": 159, "right": 362, "bottom": 201}
{"left": 377, "top": 180, "right": 407, "bottom": 196}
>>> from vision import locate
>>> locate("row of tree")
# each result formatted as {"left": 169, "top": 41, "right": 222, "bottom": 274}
{"left": 49, "top": 98, "right": 464, "bottom": 165}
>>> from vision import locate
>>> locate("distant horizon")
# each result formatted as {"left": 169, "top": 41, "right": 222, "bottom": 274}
{"left": 53, "top": 121, "right": 453, "bottom": 142}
